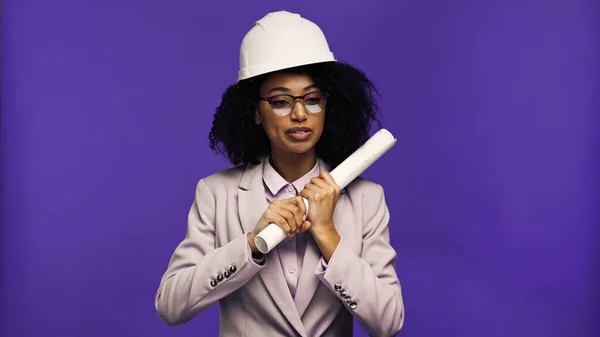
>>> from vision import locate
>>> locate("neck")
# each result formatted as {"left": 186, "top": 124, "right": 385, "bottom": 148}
{"left": 270, "top": 149, "right": 317, "bottom": 183}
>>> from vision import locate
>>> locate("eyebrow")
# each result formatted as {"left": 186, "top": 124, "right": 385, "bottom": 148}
{"left": 267, "top": 84, "right": 319, "bottom": 94}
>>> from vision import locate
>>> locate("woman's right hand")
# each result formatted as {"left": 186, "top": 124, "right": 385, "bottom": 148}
{"left": 247, "top": 196, "right": 309, "bottom": 254}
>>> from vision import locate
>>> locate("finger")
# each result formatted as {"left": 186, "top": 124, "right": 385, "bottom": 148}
{"left": 275, "top": 199, "right": 299, "bottom": 214}
{"left": 295, "top": 196, "right": 307, "bottom": 221}
{"left": 301, "top": 185, "right": 326, "bottom": 202}
{"left": 276, "top": 202, "right": 302, "bottom": 232}
{"left": 299, "top": 187, "right": 316, "bottom": 201}
{"left": 299, "top": 220, "right": 311, "bottom": 232}
{"left": 290, "top": 202, "right": 305, "bottom": 228}
{"left": 266, "top": 211, "right": 292, "bottom": 235}
{"left": 319, "top": 172, "right": 341, "bottom": 193}
{"left": 311, "top": 176, "right": 332, "bottom": 190}
{"left": 278, "top": 208, "right": 298, "bottom": 234}
{"left": 275, "top": 203, "right": 299, "bottom": 234}
{"left": 280, "top": 197, "right": 305, "bottom": 218}
{"left": 313, "top": 175, "right": 338, "bottom": 195}
{"left": 290, "top": 196, "right": 307, "bottom": 221}
{"left": 302, "top": 183, "right": 320, "bottom": 193}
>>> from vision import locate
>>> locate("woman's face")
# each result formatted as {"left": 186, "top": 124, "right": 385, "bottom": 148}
{"left": 255, "top": 72, "right": 326, "bottom": 158}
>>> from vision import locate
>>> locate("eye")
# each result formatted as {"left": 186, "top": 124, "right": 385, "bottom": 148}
{"left": 269, "top": 95, "right": 292, "bottom": 108}
{"left": 304, "top": 93, "right": 324, "bottom": 105}
{"left": 271, "top": 99, "right": 289, "bottom": 108}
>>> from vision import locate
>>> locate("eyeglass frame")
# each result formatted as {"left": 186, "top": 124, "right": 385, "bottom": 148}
{"left": 258, "top": 91, "right": 330, "bottom": 115}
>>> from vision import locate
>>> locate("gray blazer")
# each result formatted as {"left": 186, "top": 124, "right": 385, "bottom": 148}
{"left": 155, "top": 157, "right": 405, "bottom": 336}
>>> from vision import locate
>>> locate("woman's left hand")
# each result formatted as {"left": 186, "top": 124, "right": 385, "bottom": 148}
{"left": 299, "top": 171, "right": 341, "bottom": 234}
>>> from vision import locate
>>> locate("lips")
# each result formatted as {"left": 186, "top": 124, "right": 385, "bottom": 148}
{"left": 286, "top": 127, "right": 312, "bottom": 141}
{"left": 287, "top": 127, "right": 311, "bottom": 134}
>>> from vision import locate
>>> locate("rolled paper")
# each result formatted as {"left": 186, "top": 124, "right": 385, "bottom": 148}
{"left": 254, "top": 129, "right": 397, "bottom": 254}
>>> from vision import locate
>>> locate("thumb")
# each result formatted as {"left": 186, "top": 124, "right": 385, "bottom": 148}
{"left": 299, "top": 220, "right": 312, "bottom": 232}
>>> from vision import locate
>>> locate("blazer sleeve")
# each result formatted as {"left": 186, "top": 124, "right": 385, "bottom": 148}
{"left": 315, "top": 183, "right": 405, "bottom": 337}
{"left": 155, "top": 178, "right": 266, "bottom": 326}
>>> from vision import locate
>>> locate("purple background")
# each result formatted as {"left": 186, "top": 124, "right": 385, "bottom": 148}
{"left": 2, "top": 0, "right": 599, "bottom": 336}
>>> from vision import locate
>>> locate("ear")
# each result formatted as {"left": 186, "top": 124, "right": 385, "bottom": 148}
{"left": 254, "top": 108, "right": 261, "bottom": 125}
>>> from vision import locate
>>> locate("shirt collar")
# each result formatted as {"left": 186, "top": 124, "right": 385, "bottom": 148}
{"left": 263, "top": 156, "right": 321, "bottom": 195}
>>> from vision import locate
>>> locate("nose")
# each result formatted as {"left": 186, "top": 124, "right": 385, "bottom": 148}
{"left": 290, "top": 101, "right": 307, "bottom": 121}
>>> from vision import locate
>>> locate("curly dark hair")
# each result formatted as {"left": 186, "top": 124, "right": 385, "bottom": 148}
{"left": 208, "top": 61, "right": 382, "bottom": 168}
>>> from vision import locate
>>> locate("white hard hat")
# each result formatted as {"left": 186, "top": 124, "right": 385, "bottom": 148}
{"left": 237, "top": 11, "right": 336, "bottom": 82}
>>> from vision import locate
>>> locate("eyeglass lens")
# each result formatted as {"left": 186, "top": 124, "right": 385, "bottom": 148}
{"left": 270, "top": 92, "right": 326, "bottom": 115}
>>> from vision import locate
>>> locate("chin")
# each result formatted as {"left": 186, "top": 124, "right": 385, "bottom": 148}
{"left": 280, "top": 140, "right": 316, "bottom": 155}
{"left": 285, "top": 144, "right": 315, "bottom": 154}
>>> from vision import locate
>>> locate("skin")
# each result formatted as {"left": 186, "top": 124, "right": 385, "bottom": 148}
{"left": 247, "top": 72, "right": 341, "bottom": 262}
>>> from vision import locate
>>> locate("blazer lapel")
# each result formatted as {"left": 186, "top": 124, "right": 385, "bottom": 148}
{"left": 294, "top": 159, "right": 348, "bottom": 318}
{"left": 237, "top": 160, "right": 266, "bottom": 234}
{"left": 237, "top": 158, "right": 307, "bottom": 336}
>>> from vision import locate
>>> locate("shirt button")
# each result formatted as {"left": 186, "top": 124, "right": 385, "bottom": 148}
{"left": 286, "top": 185, "right": 294, "bottom": 193}
{"left": 288, "top": 266, "right": 296, "bottom": 274}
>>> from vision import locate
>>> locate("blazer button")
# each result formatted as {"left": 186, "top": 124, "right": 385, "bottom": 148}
{"left": 224, "top": 269, "right": 231, "bottom": 278}
{"left": 210, "top": 278, "right": 218, "bottom": 287}
{"left": 216, "top": 273, "right": 224, "bottom": 282}
{"left": 340, "top": 290, "right": 348, "bottom": 297}
{"left": 334, "top": 283, "right": 342, "bottom": 291}
{"left": 349, "top": 301, "right": 357, "bottom": 309}
{"left": 229, "top": 264, "right": 237, "bottom": 273}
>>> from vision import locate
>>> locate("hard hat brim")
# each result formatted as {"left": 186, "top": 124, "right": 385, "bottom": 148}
{"left": 237, "top": 57, "right": 336, "bottom": 82}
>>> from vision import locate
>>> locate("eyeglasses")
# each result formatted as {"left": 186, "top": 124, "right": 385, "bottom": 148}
{"left": 259, "top": 92, "right": 329, "bottom": 116}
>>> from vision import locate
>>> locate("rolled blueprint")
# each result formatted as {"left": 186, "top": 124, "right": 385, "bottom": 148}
{"left": 254, "top": 128, "right": 397, "bottom": 254}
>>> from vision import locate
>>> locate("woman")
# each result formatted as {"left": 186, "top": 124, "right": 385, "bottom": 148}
{"left": 155, "top": 10, "right": 405, "bottom": 337}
